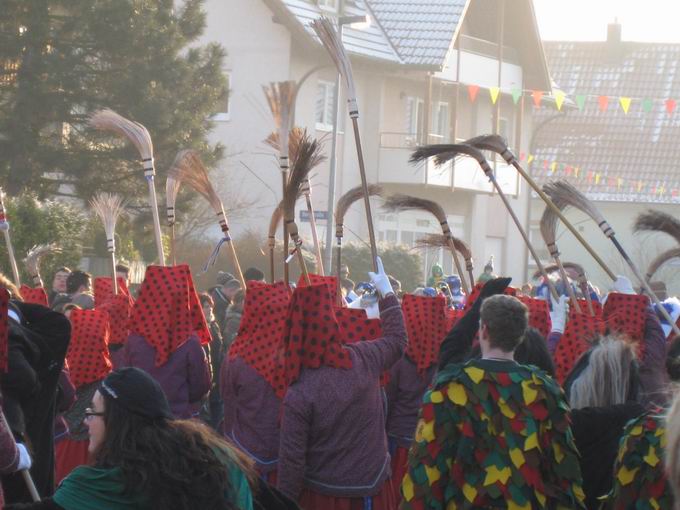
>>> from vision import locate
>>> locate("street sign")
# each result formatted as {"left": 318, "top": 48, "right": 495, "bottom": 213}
{"left": 300, "top": 210, "right": 328, "bottom": 222}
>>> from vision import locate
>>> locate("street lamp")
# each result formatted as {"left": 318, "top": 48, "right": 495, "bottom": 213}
{"left": 324, "top": 14, "right": 371, "bottom": 274}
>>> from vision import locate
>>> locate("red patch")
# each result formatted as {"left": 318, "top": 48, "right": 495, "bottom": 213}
{"left": 603, "top": 293, "right": 649, "bottom": 355}
{"left": 515, "top": 296, "right": 552, "bottom": 338}
{"left": 66, "top": 308, "right": 112, "bottom": 388}
{"left": 19, "top": 285, "right": 47, "bottom": 306}
{"left": 93, "top": 277, "right": 133, "bottom": 309}
{"left": 554, "top": 309, "right": 606, "bottom": 384}
{"left": 96, "top": 294, "right": 132, "bottom": 346}
{"left": 402, "top": 294, "right": 448, "bottom": 376}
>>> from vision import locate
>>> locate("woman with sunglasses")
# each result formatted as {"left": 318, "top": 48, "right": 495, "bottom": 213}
{"left": 8, "top": 367, "right": 256, "bottom": 510}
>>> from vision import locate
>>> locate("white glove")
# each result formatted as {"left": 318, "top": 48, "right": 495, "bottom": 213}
{"left": 16, "top": 443, "right": 31, "bottom": 471}
{"left": 550, "top": 295, "right": 569, "bottom": 334}
{"left": 367, "top": 257, "right": 393, "bottom": 298}
{"left": 612, "top": 275, "right": 635, "bottom": 295}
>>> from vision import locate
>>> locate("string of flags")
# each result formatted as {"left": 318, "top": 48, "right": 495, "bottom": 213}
{"left": 519, "top": 152, "right": 680, "bottom": 198}
{"left": 466, "top": 84, "right": 679, "bottom": 114}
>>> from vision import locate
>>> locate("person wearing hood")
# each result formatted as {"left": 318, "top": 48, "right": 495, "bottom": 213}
{"left": 426, "top": 263, "right": 444, "bottom": 288}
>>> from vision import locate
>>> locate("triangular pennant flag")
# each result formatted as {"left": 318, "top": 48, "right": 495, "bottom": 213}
{"left": 619, "top": 97, "right": 632, "bottom": 114}
{"left": 527, "top": 154, "right": 534, "bottom": 165}
{"left": 519, "top": 152, "right": 526, "bottom": 161}
{"left": 617, "top": 178, "right": 623, "bottom": 190}
{"left": 666, "top": 98, "right": 677, "bottom": 114}
{"left": 554, "top": 91, "right": 565, "bottom": 111}
{"left": 467, "top": 84, "right": 480, "bottom": 103}
{"left": 598, "top": 96, "right": 609, "bottom": 112}
{"left": 489, "top": 87, "right": 501, "bottom": 104}
{"left": 575, "top": 95, "right": 587, "bottom": 111}
{"left": 595, "top": 173, "right": 601, "bottom": 184}
{"left": 511, "top": 88, "right": 522, "bottom": 104}
{"left": 550, "top": 161, "right": 558, "bottom": 175}
{"left": 531, "top": 90, "right": 543, "bottom": 108}
{"left": 574, "top": 167, "right": 580, "bottom": 178}
{"left": 642, "top": 98, "right": 654, "bottom": 113}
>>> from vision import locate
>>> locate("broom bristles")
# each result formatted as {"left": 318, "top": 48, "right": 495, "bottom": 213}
{"left": 88, "top": 109, "right": 153, "bottom": 162}
{"left": 169, "top": 150, "right": 224, "bottom": 216}
{"left": 25, "top": 244, "right": 61, "bottom": 278}
{"left": 268, "top": 203, "right": 284, "bottom": 240}
{"left": 90, "top": 193, "right": 126, "bottom": 240}
{"left": 263, "top": 81, "right": 296, "bottom": 160}
{"left": 311, "top": 18, "right": 357, "bottom": 103}
{"left": 543, "top": 180, "right": 606, "bottom": 225}
{"left": 414, "top": 233, "right": 472, "bottom": 261}
{"left": 647, "top": 247, "right": 680, "bottom": 280}
{"left": 165, "top": 150, "right": 192, "bottom": 226}
{"left": 464, "top": 134, "right": 512, "bottom": 158}
{"left": 634, "top": 210, "right": 680, "bottom": 246}
{"left": 383, "top": 194, "right": 448, "bottom": 225}
{"left": 410, "top": 143, "right": 489, "bottom": 168}
{"left": 539, "top": 205, "right": 559, "bottom": 248}
{"left": 335, "top": 184, "right": 383, "bottom": 226}
{"left": 282, "top": 133, "right": 326, "bottom": 223}
{"left": 532, "top": 261, "right": 586, "bottom": 280}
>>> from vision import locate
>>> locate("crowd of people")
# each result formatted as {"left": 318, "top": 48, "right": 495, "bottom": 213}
{"left": 1, "top": 253, "right": 680, "bottom": 510}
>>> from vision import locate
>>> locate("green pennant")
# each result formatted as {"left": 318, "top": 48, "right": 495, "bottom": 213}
{"left": 642, "top": 98, "right": 654, "bottom": 113}
{"left": 575, "top": 95, "right": 586, "bottom": 111}
{"left": 511, "top": 88, "right": 522, "bottom": 105}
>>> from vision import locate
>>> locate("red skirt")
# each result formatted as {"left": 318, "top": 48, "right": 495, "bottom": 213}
{"left": 299, "top": 481, "right": 395, "bottom": 510}
{"left": 55, "top": 438, "right": 90, "bottom": 484}
{"left": 389, "top": 446, "right": 409, "bottom": 504}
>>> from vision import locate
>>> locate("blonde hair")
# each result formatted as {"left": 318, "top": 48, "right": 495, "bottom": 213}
{"left": 569, "top": 336, "right": 636, "bottom": 409}
{"left": 665, "top": 390, "right": 680, "bottom": 507}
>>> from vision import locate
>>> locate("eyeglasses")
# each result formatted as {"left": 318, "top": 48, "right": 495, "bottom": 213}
{"left": 84, "top": 408, "right": 105, "bottom": 420}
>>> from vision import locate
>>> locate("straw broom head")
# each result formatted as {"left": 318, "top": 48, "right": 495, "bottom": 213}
{"left": 90, "top": 193, "right": 126, "bottom": 246}
{"left": 415, "top": 233, "right": 472, "bottom": 261}
{"left": 647, "top": 247, "right": 680, "bottom": 280}
{"left": 539, "top": 204, "right": 560, "bottom": 253}
{"left": 542, "top": 180, "right": 608, "bottom": 228}
{"left": 311, "top": 18, "right": 357, "bottom": 107}
{"left": 88, "top": 108, "right": 154, "bottom": 163}
{"left": 266, "top": 127, "right": 321, "bottom": 170}
{"left": 383, "top": 194, "right": 450, "bottom": 231}
{"left": 410, "top": 143, "right": 491, "bottom": 170}
{"left": 335, "top": 184, "right": 383, "bottom": 227}
{"left": 532, "top": 261, "right": 587, "bottom": 281}
{"left": 263, "top": 81, "right": 296, "bottom": 161}
{"left": 169, "top": 150, "right": 224, "bottom": 216}
{"left": 165, "top": 150, "right": 191, "bottom": 226}
{"left": 268, "top": 203, "right": 284, "bottom": 244}
{"left": 464, "top": 134, "right": 515, "bottom": 162}
{"left": 25, "top": 244, "right": 61, "bottom": 278}
{"left": 634, "top": 210, "right": 680, "bottom": 246}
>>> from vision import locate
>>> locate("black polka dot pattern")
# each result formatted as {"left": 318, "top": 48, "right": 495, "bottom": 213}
{"left": 97, "top": 293, "right": 133, "bottom": 346}
{"left": 554, "top": 309, "right": 606, "bottom": 384}
{"left": 603, "top": 293, "right": 650, "bottom": 356}
{"left": 19, "top": 285, "right": 48, "bottom": 306}
{"left": 65, "top": 308, "right": 112, "bottom": 388}
{"left": 402, "top": 294, "right": 448, "bottom": 376}
{"left": 94, "top": 277, "right": 133, "bottom": 309}
{"left": 516, "top": 296, "right": 552, "bottom": 338}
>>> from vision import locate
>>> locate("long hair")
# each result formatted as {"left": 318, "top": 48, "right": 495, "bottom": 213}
{"left": 568, "top": 336, "right": 638, "bottom": 409}
{"left": 94, "top": 392, "right": 255, "bottom": 510}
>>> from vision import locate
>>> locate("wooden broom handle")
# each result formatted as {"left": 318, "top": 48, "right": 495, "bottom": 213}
{"left": 3, "top": 230, "right": 20, "bottom": 287}
{"left": 304, "top": 193, "right": 324, "bottom": 276}
{"left": 446, "top": 237, "right": 470, "bottom": 295}
{"left": 146, "top": 178, "right": 166, "bottom": 266}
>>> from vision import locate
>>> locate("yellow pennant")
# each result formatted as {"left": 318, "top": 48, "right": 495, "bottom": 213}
{"left": 554, "top": 91, "right": 565, "bottom": 111}
{"left": 619, "top": 97, "right": 632, "bottom": 114}
{"left": 527, "top": 154, "right": 535, "bottom": 165}
{"left": 595, "top": 173, "right": 601, "bottom": 184}
{"left": 489, "top": 87, "right": 501, "bottom": 104}
{"left": 550, "top": 161, "right": 558, "bottom": 174}
{"left": 574, "top": 167, "right": 580, "bottom": 178}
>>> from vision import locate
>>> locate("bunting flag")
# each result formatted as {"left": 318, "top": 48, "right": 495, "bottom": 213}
{"left": 554, "top": 90, "right": 565, "bottom": 111}
{"left": 467, "top": 84, "right": 480, "bottom": 103}
{"left": 575, "top": 95, "right": 586, "bottom": 111}
{"left": 598, "top": 95, "right": 609, "bottom": 112}
{"left": 531, "top": 90, "right": 543, "bottom": 107}
{"left": 666, "top": 98, "right": 677, "bottom": 114}
{"left": 619, "top": 97, "right": 631, "bottom": 114}
{"left": 489, "top": 87, "right": 500, "bottom": 105}
{"left": 642, "top": 98, "right": 654, "bottom": 113}
{"left": 511, "top": 89, "right": 522, "bottom": 105}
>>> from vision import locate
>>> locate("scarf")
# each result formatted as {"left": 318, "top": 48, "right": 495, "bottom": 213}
{"left": 19, "top": 285, "right": 48, "bottom": 306}
{"left": 554, "top": 308, "right": 606, "bottom": 384}
{"left": 128, "top": 265, "right": 210, "bottom": 366}
{"left": 66, "top": 308, "right": 112, "bottom": 388}
{"left": 94, "top": 277, "right": 133, "bottom": 309}
{"left": 402, "top": 294, "right": 448, "bottom": 377}
{"left": 97, "top": 293, "right": 133, "bottom": 346}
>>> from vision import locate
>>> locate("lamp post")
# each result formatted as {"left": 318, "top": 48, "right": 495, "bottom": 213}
{"left": 323, "top": 14, "right": 370, "bottom": 274}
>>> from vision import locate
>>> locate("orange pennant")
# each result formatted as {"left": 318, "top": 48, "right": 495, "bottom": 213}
{"left": 598, "top": 96, "right": 609, "bottom": 112}
{"left": 468, "top": 85, "right": 480, "bottom": 103}
{"left": 532, "top": 91, "right": 543, "bottom": 108}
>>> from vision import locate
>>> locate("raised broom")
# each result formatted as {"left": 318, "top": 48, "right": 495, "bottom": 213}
{"left": 335, "top": 184, "right": 383, "bottom": 279}
{"left": 166, "top": 151, "right": 187, "bottom": 266}
{"left": 382, "top": 194, "right": 470, "bottom": 294}
{"left": 283, "top": 132, "right": 326, "bottom": 285}
{"left": 414, "top": 233, "right": 475, "bottom": 289}
{"left": 25, "top": 244, "right": 61, "bottom": 288}
{"left": 172, "top": 150, "right": 246, "bottom": 288}
{"left": 0, "top": 189, "right": 20, "bottom": 286}
{"left": 646, "top": 248, "right": 680, "bottom": 282}
{"left": 544, "top": 180, "right": 680, "bottom": 336}
{"left": 410, "top": 144, "right": 560, "bottom": 300}
{"left": 91, "top": 193, "right": 126, "bottom": 295}
{"left": 264, "top": 82, "right": 296, "bottom": 284}
{"left": 89, "top": 109, "right": 165, "bottom": 265}
{"left": 634, "top": 210, "right": 680, "bottom": 283}
{"left": 267, "top": 205, "right": 283, "bottom": 283}
{"left": 533, "top": 261, "right": 595, "bottom": 315}
{"left": 462, "top": 134, "right": 616, "bottom": 280}
{"left": 312, "top": 17, "right": 379, "bottom": 272}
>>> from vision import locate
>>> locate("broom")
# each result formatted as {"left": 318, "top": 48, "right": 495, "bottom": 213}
{"left": 89, "top": 109, "right": 165, "bottom": 265}
{"left": 267, "top": 204, "right": 283, "bottom": 283}
{"left": 25, "top": 244, "right": 61, "bottom": 288}
{"left": 282, "top": 132, "right": 326, "bottom": 285}
{"left": 172, "top": 150, "right": 245, "bottom": 288}
{"left": 166, "top": 151, "right": 188, "bottom": 265}
{"left": 267, "top": 127, "right": 325, "bottom": 276}
{"left": 335, "top": 184, "right": 383, "bottom": 278}
{"left": 534, "top": 262, "right": 595, "bottom": 315}
{"left": 414, "top": 233, "right": 475, "bottom": 288}
{"left": 463, "top": 134, "right": 616, "bottom": 280}
{"left": 646, "top": 248, "right": 680, "bottom": 281}
{"left": 382, "top": 194, "right": 470, "bottom": 294}
{"left": 544, "top": 180, "right": 680, "bottom": 336}
{"left": 0, "top": 189, "right": 20, "bottom": 286}
{"left": 410, "top": 144, "right": 559, "bottom": 300}
{"left": 264, "top": 81, "right": 296, "bottom": 284}
{"left": 539, "top": 204, "right": 581, "bottom": 312}
{"left": 90, "top": 193, "right": 126, "bottom": 295}
{"left": 312, "top": 17, "right": 379, "bottom": 272}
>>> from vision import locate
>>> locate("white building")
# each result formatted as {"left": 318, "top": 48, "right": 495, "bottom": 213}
{"left": 200, "top": 0, "right": 552, "bottom": 285}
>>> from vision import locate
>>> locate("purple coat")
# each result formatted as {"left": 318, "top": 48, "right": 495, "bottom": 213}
{"left": 385, "top": 356, "right": 436, "bottom": 448}
{"left": 277, "top": 295, "right": 406, "bottom": 500}
{"left": 122, "top": 333, "right": 211, "bottom": 419}
{"left": 220, "top": 356, "right": 281, "bottom": 474}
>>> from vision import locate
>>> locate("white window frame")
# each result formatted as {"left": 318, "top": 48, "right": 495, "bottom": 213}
{"left": 213, "top": 71, "right": 231, "bottom": 122}
{"left": 317, "top": 0, "right": 338, "bottom": 12}
{"left": 432, "top": 101, "right": 450, "bottom": 141}
{"left": 315, "top": 80, "right": 336, "bottom": 131}
{"left": 405, "top": 96, "right": 424, "bottom": 146}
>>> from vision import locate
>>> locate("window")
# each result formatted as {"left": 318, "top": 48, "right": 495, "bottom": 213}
{"left": 431, "top": 102, "right": 450, "bottom": 142}
{"left": 405, "top": 96, "right": 424, "bottom": 145}
{"left": 317, "top": 0, "right": 338, "bottom": 11}
{"left": 214, "top": 72, "right": 231, "bottom": 122}
{"left": 316, "top": 80, "right": 336, "bottom": 131}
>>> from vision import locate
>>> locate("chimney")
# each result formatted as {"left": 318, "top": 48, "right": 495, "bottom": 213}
{"left": 607, "top": 19, "right": 621, "bottom": 44}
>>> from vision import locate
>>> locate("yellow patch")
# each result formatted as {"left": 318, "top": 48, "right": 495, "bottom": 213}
{"left": 651, "top": 499, "right": 660, "bottom": 510}
{"left": 644, "top": 446, "right": 660, "bottom": 467}
{"left": 522, "top": 379, "right": 538, "bottom": 404}
{"left": 430, "top": 390, "right": 444, "bottom": 403}
{"left": 483, "top": 465, "right": 512, "bottom": 486}
{"left": 499, "top": 399, "right": 516, "bottom": 419}
{"left": 415, "top": 419, "right": 435, "bottom": 443}
{"left": 630, "top": 425, "right": 643, "bottom": 437}
{"left": 507, "top": 499, "right": 531, "bottom": 510}
{"left": 524, "top": 433, "right": 539, "bottom": 451}
{"left": 510, "top": 448, "right": 525, "bottom": 468}
{"left": 535, "top": 490, "right": 546, "bottom": 506}
{"left": 425, "top": 464, "right": 441, "bottom": 485}
{"left": 447, "top": 382, "right": 468, "bottom": 406}
{"left": 446, "top": 501, "right": 458, "bottom": 510}
{"left": 462, "top": 483, "right": 477, "bottom": 503}
{"left": 617, "top": 465, "right": 639, "bottom": 486}
{"left": 464, "top": 365, "right": 485, "bottom": 384}
{"left": 553, "top": 442, "right": 564, "bottom": 463}
{"left": 402, "top": 474, "right": 414, "bottom": 501}
{"left": 574, "top": 483, "right": 585, "bottom": 502}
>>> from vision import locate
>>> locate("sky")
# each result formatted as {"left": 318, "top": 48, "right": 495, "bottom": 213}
{"left": 533, "top": 0, "right": 680, "bottom": 43}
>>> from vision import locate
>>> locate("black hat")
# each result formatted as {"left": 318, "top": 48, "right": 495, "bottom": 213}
{"left": 100, "top": 368, "right": 172, "bottom": 420}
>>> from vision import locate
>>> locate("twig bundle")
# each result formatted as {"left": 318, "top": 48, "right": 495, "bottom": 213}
{"left": 634, "top": 210, "right": 680, "bottom": 245}
{"left": 25, "top": 244, "right": 61, "bottom": 288}
{"left": 647, "top": 248, "right": 680, "bottom": 281}
{"left": 414, "top": 233, "right": 475, "bottom": 287}
{"left": 88, "top": 109, "right": 165, "bottom": 265}
{"left": 165, "top": 150, "right": 190, "bottom": 265}
{"left": 0, "top": 189, "right": 20, "bottom": 286}
{"left": 383, "top": 194, "right": 470, "bottom": 293}
{"left": 91, "top": 193, "right": 126, "bottom": 295}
